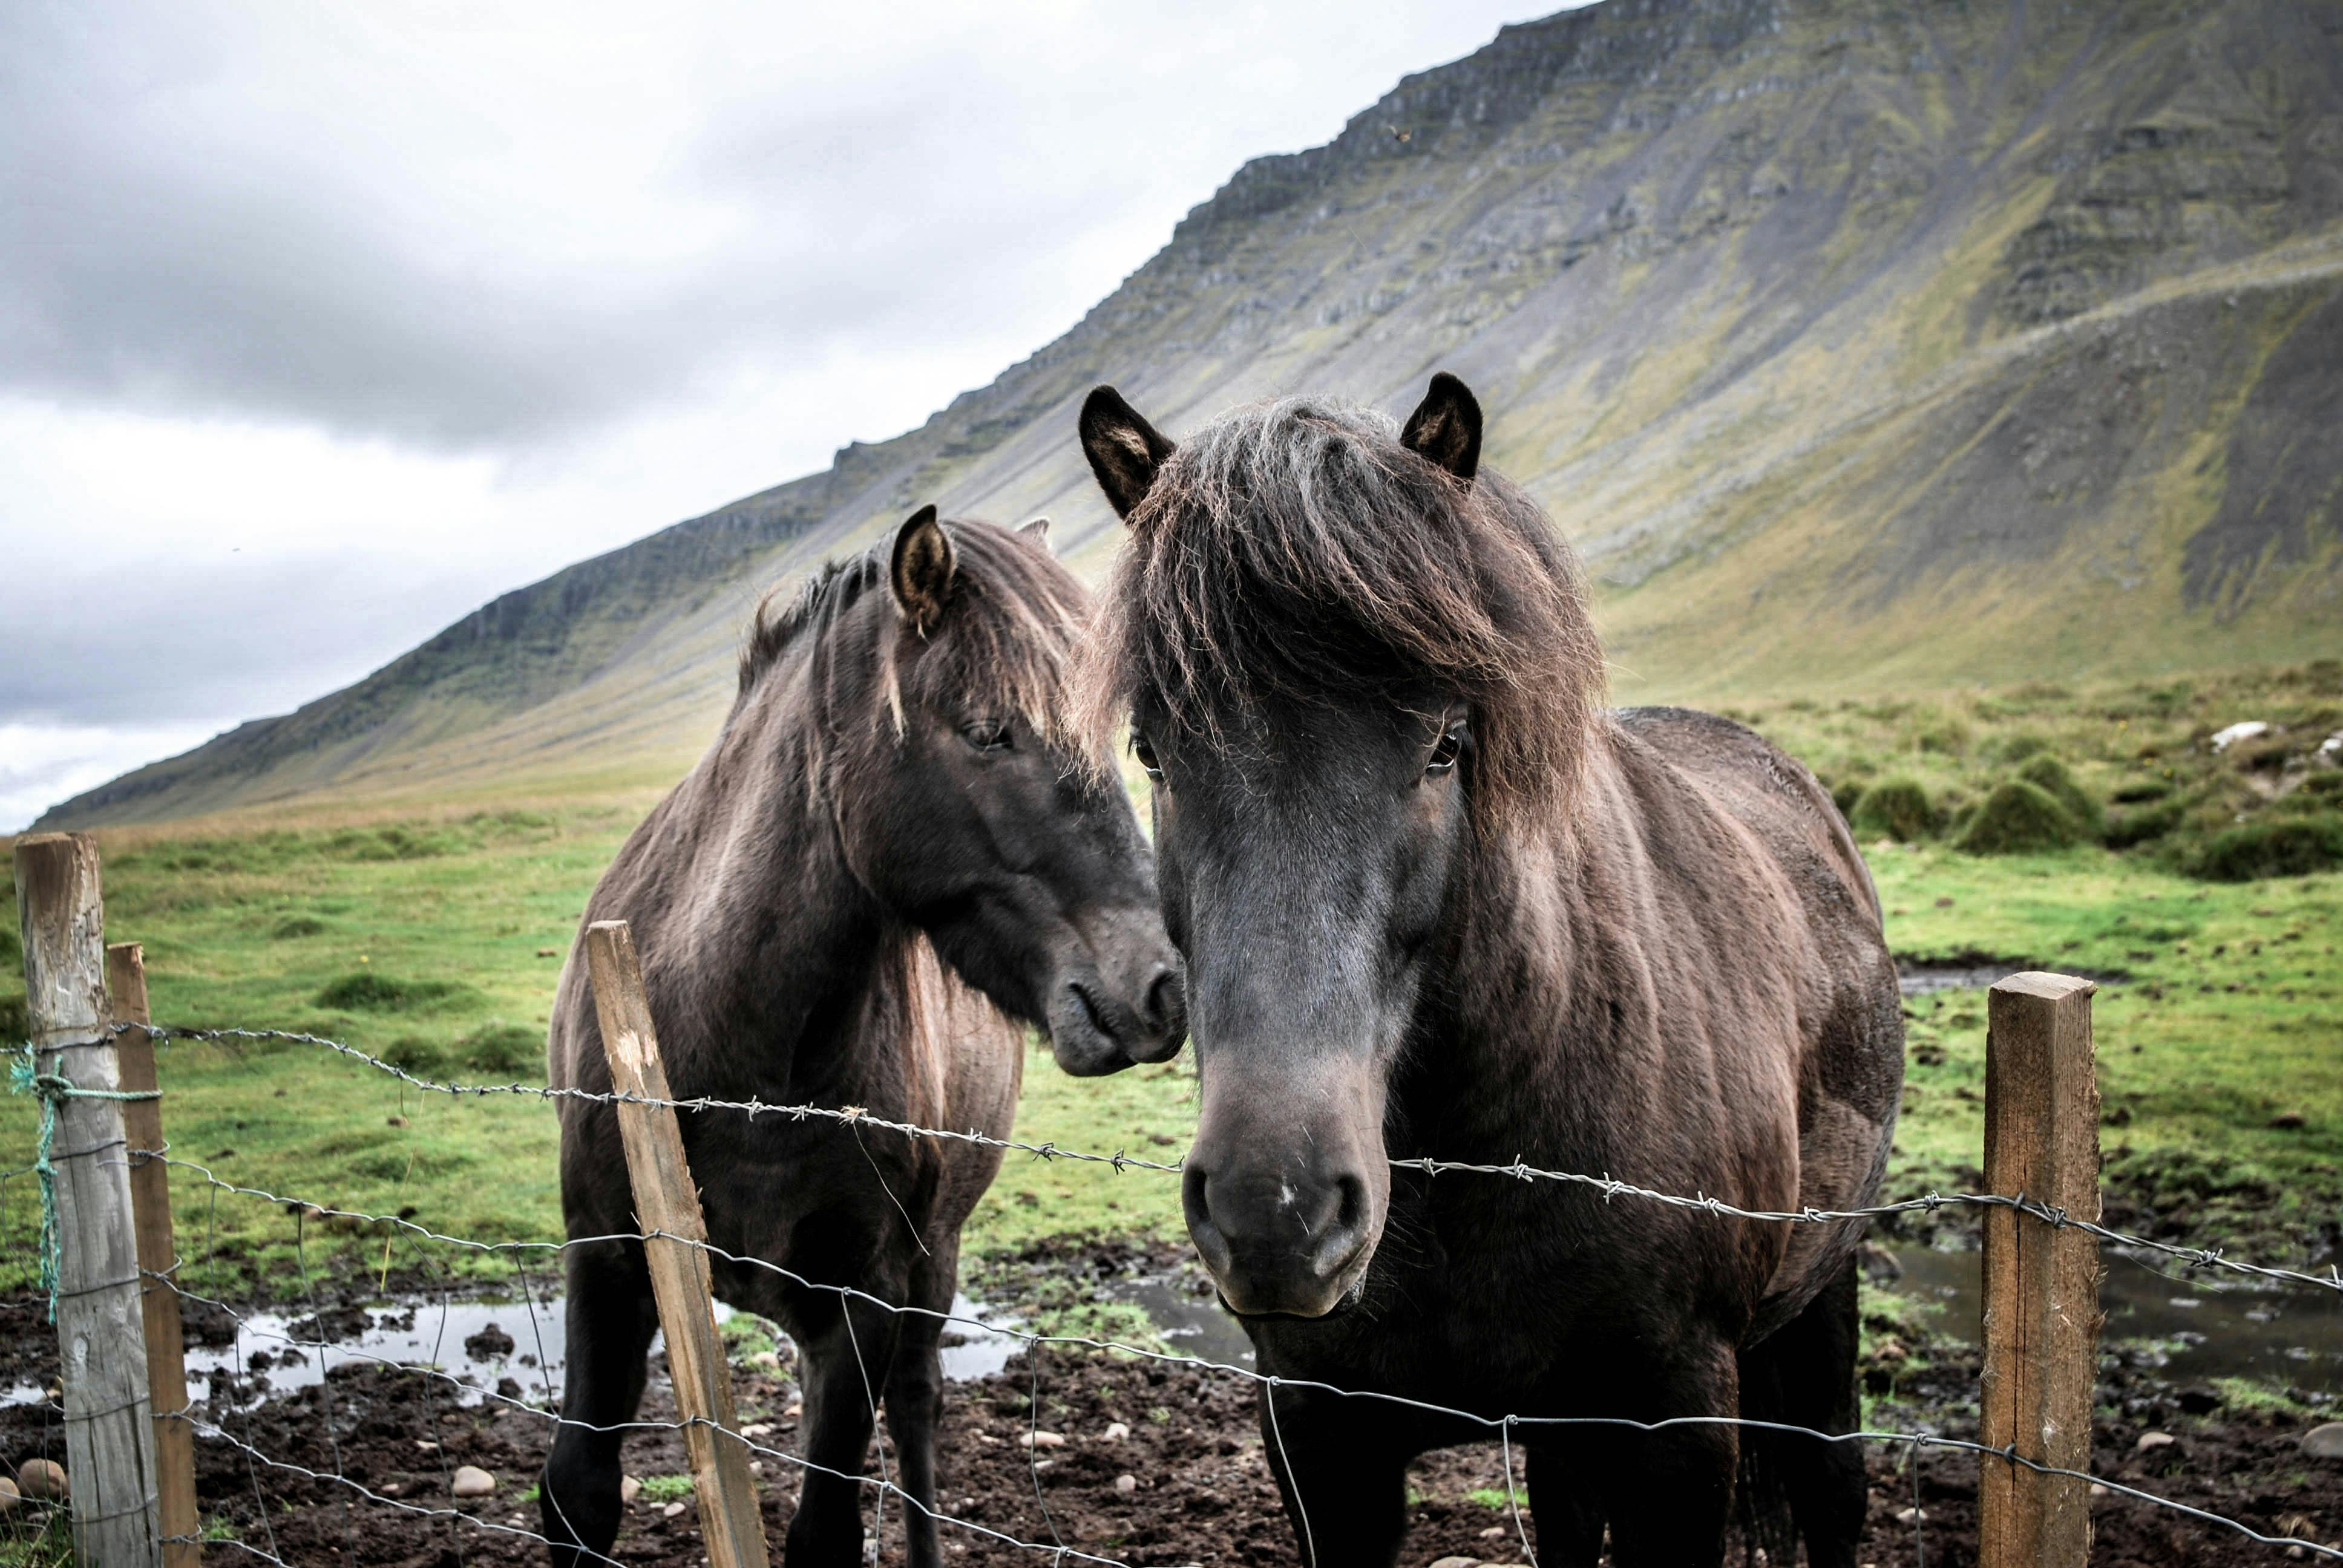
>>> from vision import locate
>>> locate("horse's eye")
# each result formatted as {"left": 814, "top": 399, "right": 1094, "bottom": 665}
{"left": 1132, "top": 736, "right": 1164, "bottom": 781}
{"left": 965, "top": 721, "right": 1012, "bottom": 753}
{"left": 1426, "top": 724, "right": 1466, "bottom": 777}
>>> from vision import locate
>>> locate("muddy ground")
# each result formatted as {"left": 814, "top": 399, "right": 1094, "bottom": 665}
{"left": 2, "top": 1249, "right": 2338, "bottom": 1567}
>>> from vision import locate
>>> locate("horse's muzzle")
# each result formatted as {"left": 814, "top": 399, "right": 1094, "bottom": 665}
{"left": 1045, "top": 952, "right": 1187, "bottom": 1077}
{"left": 1181, "top": 1157, "right": 1376, "bottom": 1318}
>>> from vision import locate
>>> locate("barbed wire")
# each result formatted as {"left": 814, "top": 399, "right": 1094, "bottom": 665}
{"left": 10, "top": 1022, "right": 2337, "bottom": 1563}
{"left": 107, "top": 1021, "right": 2343, "bottom": 1297}
{"left": 113, "top": 1161, "right": 2343, "bottom": 1565}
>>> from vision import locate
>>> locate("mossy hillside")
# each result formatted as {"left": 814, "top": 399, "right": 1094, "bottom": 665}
{"left": 38, "top": 3, "right": 2343, "bottom": 832}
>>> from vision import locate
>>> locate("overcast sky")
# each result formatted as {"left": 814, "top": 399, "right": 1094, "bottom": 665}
{"left": 1, "top": 0, "right": 1576, "bottom": 829}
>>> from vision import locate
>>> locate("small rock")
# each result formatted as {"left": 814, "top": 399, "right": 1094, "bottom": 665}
{"left": 1019, "top": 1431, "right": 1066, "bottom": 1448}
{"left": 2270, "top": 1111, "right": 2308, "bottom": 1130}
{"left": 740, "top": 1423, "right": 773, "bottom": 1439}
{"left": 2302, "top": 1422, "right": 2343, "bottom": 1460}
{"left": 381, "top": 1481, "right": 401, "bottom": 1496}
{"left": 2135, "top": 1431, "right": 2178, "bottom": 1454}
{"left": 663, "top": 1500, "right": 687, "bottom": 1519}
{"left": 0, "top": 1475, "right": 18, "bottom": 1509}
{"left": 747, "top": 1350, "right": 781, "bottom": 1372}
{"left": 620, "top": 1475, "right": 642, "bottom": 1504}
{"left": 1102, "top": 1421, "right": 1130, "bottom": 1441}
{"left": 2091, "top": 1484, "right": 2108, "bottom": 1497}
{"left": 16, "top": 1460, "right": 66, "bottom": 1500}
{"left": 1870, "top": 1337, "right": 1908, "bottom": 1364}
{"left": 1895, "top": 1507, "right": 1925, "bottom": 1524}
{"left": 784, "top": 1402, "right": 802, "bottom": 1419}
{"left": 2211, "top": 720, "right": 2272, "bottom": 753}
{"left": 450, "top": 1465, "right": 495, "bottom": 1499}
{"left": 415, "top": 1439, "right": 441, "bottom": 1452}
{"left": 1480, "top": 1525, "right": 1509, "bottom": 1539}
{"left": 1429, "top": 1558, "right": 1481, "bottom": 1568}
{"left": 1114, "top": 1474, "right": 1138, "bottom": 1495}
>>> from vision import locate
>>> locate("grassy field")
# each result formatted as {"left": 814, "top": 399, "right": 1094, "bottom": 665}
{"left": 1, "top": 664, "right": 2336, "bottom": 1304}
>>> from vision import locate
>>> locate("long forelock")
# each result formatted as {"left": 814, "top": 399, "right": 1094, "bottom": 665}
{"left": 1074, "top": 394, "right": 1606, "bottom": 832}
{"left": 739, "top": 521, "right": 1093, "bottom": 799}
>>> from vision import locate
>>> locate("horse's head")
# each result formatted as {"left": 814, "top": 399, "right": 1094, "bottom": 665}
{"left": 1076, "top": 376, "right": 1602, "bottom": 1316}
{"left": 770, "top": 507, "right": 1185, "bottom": 1076}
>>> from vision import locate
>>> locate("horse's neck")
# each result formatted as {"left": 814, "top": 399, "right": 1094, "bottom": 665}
{"left": 1414, "top": 800, "right": 1628, "bottom": 1165}
{"left": 642, "top": 697, "right": 890, "bottom": 1098}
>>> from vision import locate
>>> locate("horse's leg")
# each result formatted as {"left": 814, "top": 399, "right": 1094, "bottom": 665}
{"left": 1525, "top": 1436, "right": 1607, "bottom": 1568}
{"left": 1742, "top": 1255, "right": 1866, "bottom": 1568}
{"left": 883, "top": 1236, "right": 958, "bottom": 1568}
{"left": 785, "top": 1289, "right": 902, "bottom": 1568}
{"left": 1598, "top": 1341, "right": 1739, "bottom": 1568}
{"left": 1255, "top": 1381, "right": 1412, "bottom": 1568}
{"left": 540, "top": 1237, "right": 658, "bottom": 1567}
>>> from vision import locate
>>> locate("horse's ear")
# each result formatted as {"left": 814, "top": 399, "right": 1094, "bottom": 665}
{"left": 1018, "top": 515, "right": 1052, "bottom": 550}
{"left": 890, "top": 505, "right": 956, "bottom": 635}
{"left": 1080, "top": 386, "right": 1175, "bottom": 521}
{"left": 1400, "top": 371, "right": 1483, "bottom": 485}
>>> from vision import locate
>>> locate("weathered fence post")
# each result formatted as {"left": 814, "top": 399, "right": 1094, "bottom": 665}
{"left": 1979, "top": 971, "right": 2102, "bottom": 1568}
{"left": 108, "top": 941, "right": 202, "bottom": 1565}
{"left": 583, "top": 920, "right": 770, "bottom": 1568}
{"left": 15, "top": 834, "right": 163, "bottom": 1565}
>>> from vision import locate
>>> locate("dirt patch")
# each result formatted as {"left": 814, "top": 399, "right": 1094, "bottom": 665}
{"left": 2, "top": 1261, "right": 2337, "bottom": 1566}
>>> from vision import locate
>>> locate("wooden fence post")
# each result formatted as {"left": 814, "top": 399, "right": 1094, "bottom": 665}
{"left": 108, "top": 941, "right": 202, "bottom": 1565}
{"left": 583, "top": 920, "right": 770, "bottom": 1568}
{"left": 15, "top": 833, "right": 163, "bottom": 1566}
{"left": 1979, "top": 971, "right": 2102, "bottom": 1568}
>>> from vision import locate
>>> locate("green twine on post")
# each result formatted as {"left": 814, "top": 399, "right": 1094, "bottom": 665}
{"left": 10, "top": 1045, "right": 162, "bottom": 1323}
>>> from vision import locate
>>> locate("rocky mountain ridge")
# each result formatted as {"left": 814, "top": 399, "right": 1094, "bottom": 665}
{"left": 41, "top": 0, "right": 2343, "bottom": 828}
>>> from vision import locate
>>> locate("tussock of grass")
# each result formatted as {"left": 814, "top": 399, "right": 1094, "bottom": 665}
{"left": 1955, "top": 779, "right": 2080, "bottom": 854}
{"left": 314, "top": 972, "right": 477, "bottom": 1013}
{"left": 2014, "top": 754, "right": 2103, "bottom": 838}
{"left": 1851, "top": 778, "right": 1941, "bottom": 842}
{"left": 456, "top": 1022, "right": 543, "bottom": 1077}
{"left": 2190, "top": 819, "right": 2343, "bottom": 881}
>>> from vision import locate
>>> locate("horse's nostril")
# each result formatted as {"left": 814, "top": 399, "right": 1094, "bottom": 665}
{"left": 1333, "top": 1173, "right": 1367, "bottom": 1235}
{"left": 1143, "top": 965, "right": 1185, "bottom": 1033}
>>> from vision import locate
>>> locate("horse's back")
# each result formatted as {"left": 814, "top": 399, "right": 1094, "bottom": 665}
{"left": 1612, "top": 705, "right": 1904, "bottom": 1332}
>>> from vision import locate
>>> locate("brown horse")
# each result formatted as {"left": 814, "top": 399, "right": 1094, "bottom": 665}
{"left": 538, "top": 509, "right": 1185, "bottom": 1568}
{"left": 1074, "top": 376, "right": 1904, "bottom": 1568}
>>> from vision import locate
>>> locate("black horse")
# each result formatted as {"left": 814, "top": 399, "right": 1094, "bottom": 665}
{"left": 1074, "top": 377, "right": 1904, "bottom": 1568}
{"left": 539, "top": 508, "right": 1185, "bottom": 1567}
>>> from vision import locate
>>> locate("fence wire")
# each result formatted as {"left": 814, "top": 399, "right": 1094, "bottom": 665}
{"left": 6, "top": 1020, "right": 2338, "bottom": 1566}
{"left": 111, "top": 1020, "right": 2343, "bottom": 1298}
{"left": 97, "top": 1155, "right": 2343, "bottom": 1565}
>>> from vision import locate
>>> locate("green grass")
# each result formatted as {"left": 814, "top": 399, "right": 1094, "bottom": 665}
{"left": 2, "top": 665, "right": 2338, "bottom": 1304}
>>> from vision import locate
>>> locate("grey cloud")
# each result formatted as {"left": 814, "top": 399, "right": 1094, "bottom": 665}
{"left": 0, "top": 553, "right": 515, "bottom": 727}
{"left": 0, "top": 5, "right": 1147, "bottom": 451}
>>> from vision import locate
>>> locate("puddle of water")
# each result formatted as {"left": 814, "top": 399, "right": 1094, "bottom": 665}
{"left": 4, "top": 1290, "right": 1020, "bottom": 1410}
{"left": 1890, "top": 1245, "right": 2343, "bottom": 1392}
{"left": 1895, "top": 958, "right": 2125, "bottom": 996}
{"left": 1097, "top": 1271, "right": 1256, "bottom": 1368}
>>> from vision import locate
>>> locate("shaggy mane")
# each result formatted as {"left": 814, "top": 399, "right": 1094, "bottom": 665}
{"left": 1075, "top": 396, "right": 1606, "bottom": 831}
{"left": 741, "top": 518, "right": 1092, "bottom": 786}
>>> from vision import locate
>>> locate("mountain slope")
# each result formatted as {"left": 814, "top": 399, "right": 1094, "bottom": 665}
{"left": 42, "top": 0, "right": 2343, "bottom": 828}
